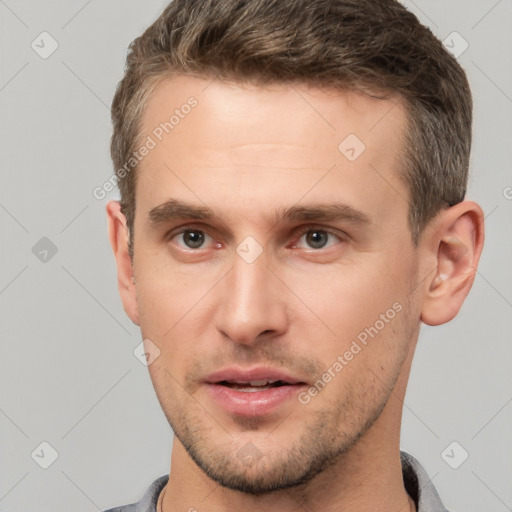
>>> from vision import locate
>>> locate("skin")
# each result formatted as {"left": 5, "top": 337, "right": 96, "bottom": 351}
{"left": 107, "top": 75, "right": 484, "bottom": 512}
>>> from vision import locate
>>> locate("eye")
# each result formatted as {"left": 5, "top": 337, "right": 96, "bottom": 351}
{"left": 171, "top": 229, "right": 216, "bottom": 250}
{"left": 293, "top": 228, "right": 343, "bottom": 250}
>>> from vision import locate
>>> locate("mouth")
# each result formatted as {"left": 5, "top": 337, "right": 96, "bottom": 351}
{"left": 203, "top": 369, "right": 309, "bottom": 417}
{"left": 204, "top": 366, "right": 308, "bottom": 387}
{"left": 216, "top": 379, "right": 294, "bottom": 392}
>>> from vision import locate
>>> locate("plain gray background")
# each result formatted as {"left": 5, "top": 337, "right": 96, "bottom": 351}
{"left": 1, "top": 1, "right": 511, "bottom": 511}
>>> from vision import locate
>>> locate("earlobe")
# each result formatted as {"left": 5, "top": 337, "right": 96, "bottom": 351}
{"left": 421, "top": 201, "right": 485, "bottom": 326}
{"left": 106, "top": 200, "right": 140, "bottom": 326}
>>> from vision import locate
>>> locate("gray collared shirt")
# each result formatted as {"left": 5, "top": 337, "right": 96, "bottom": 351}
{"left": 103, "top": 451, "right": 449, "bottom": 512}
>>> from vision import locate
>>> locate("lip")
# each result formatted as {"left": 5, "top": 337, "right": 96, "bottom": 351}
{"left": 204, "top": 366, "right": 307, "bottom": 385}
{"left": 203, "top": 366, "right": 308, "bottom": 417}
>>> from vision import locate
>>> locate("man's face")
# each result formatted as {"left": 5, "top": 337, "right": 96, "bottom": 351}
{"left": 129, "top": 75, "right": 426, "bottom": 493}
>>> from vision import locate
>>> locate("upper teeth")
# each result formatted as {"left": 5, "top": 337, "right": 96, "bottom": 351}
{"left": 230, "top": 380, "right": 278, "bottom": 386}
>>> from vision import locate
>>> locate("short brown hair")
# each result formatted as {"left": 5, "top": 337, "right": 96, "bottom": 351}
{"left": 110, "top": 0, "right": 472, "bottom": 259}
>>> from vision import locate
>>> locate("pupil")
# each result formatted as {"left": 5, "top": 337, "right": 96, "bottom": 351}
{"left": 184, "top": 230, "right": 204, "bottom": 248}
{"left": 307, "top": 231, "right": 328, "bottom": 249}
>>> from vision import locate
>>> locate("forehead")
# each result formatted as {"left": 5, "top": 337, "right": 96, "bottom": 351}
{"left": 135, "top": 74, "right": 409, "bottom": 232}
{"left": 140, "top": 75, "right": 407, "bottom": 153}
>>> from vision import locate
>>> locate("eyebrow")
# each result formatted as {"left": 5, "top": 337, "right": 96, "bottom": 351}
{"left": 147, "top": 198, "right": 372, "bottom": 228}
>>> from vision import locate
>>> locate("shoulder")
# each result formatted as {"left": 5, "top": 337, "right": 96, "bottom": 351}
{"left": 102, "top": 475, "right": 169, "bottom": 512}
{"left": 401, "top": 451, "right": 450, "bottom": 512}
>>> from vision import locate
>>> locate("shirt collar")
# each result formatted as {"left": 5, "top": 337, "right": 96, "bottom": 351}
{"left": 401, "top": 451, "right": 449, "bottom": 511}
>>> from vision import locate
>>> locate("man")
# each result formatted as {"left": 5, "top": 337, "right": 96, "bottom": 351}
{"left": 104, "top": 0, "right": 484, "bottom": 510}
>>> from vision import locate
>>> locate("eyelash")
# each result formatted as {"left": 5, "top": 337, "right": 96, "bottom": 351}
{"left": 167, "top": 224, "right": 345, "bottom": 251}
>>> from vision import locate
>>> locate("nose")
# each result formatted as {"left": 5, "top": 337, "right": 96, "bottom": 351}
{"left": 214, "top": 247, "right": 289, "bottom": 346}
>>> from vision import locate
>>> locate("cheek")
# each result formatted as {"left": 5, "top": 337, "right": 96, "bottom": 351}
{"left": 134, "top": 265, "right": 218, "bottom": 375}
{"left": 290, "top": 262, "right": 403, "bottom": 328}
{"left": 135, "top": 260, "right": 216, "bottom": 331}
{"left": 287, "top": 258, "right": 415, "bottom": 365}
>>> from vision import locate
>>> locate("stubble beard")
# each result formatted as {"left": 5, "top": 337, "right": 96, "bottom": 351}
{"left": 163, "top": 374, "right": 395, "bottom": 496}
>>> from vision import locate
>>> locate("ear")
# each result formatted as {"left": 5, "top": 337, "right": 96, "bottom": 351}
{"left": 106, "top": 200, "right": 139, "bottom": 326}
{"left": 421, "top": 200, "right": 485, "bottom": 326}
